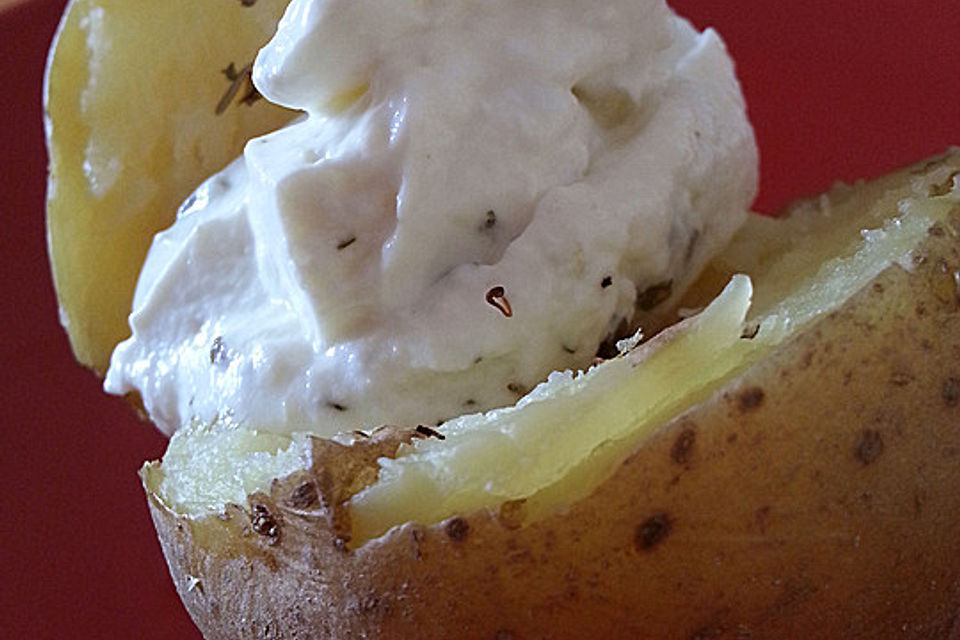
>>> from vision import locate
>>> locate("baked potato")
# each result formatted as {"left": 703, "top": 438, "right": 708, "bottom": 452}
{"left": 138, "top": 153, "right": 960, "bottom": 639}
{"left": 45, "top": 0, "right": 960, "bottom": 638}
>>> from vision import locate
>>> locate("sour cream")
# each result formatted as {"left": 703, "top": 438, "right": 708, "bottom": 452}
{"left": 105, "top": 0, "right": 757, "bottom": 436}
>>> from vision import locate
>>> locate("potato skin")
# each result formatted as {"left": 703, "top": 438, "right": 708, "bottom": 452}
{"left": 146, "top": 188, "right": 960, "bottom": 638}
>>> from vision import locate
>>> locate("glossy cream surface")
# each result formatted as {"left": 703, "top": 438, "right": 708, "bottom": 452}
{"left": 105, "top": 0, "right": 757, "bottom": 436}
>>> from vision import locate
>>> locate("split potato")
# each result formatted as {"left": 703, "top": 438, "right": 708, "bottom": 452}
{"left": 44, "top": 1, "right": 960, "bottom": 638}
{"left": 139, "top": 154, "right": 960, "bottom": 639}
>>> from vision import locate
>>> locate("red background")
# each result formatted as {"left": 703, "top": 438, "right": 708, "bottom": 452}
{"left": 2, "top": 1, "right": 958, "bottom": 637}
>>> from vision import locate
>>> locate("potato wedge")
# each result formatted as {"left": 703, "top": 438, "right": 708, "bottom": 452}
{"left": 141, "top": 153, "right": 960, "bottom": 638}
{"left": 44, "top": 0, "right": 292, "bottom": 373}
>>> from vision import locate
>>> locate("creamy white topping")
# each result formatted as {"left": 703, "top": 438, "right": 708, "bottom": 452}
{"left": 105, "top": 0, "right": 757, "bottom": 436}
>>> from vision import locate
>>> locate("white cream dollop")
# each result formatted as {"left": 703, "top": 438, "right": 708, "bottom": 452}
{"left": 105, "top": 0, "right": 757, "bottom": 436}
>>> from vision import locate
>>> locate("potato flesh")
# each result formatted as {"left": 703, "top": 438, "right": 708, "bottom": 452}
{"left": 158, "top": 418, "right": 312, "bottom": 515}
{"left": 156, "top": 153, "right": 960, "bottom": 546}
{"left": 350, "top": 276, "right": 757, "bottom": 541}
{"left": 45, "top": 0, "right": 292, "bottom": 373}
{"left": 704, "top": 165, "right": 959, "bottom": 324}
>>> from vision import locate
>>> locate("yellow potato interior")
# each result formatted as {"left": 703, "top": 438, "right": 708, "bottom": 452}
{"left": 154, "top": 153, "right": 959, "bottom": 547}
{"left": 45, "top": 0, "right": 293, "bottom": 373}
